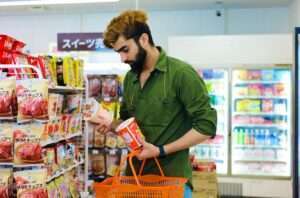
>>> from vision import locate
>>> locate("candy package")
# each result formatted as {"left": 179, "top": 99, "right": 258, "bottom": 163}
{"left": 0, "top": 122, "right": 13, "bottom": 162}
{"left": 0, "top": 77, "right": 16, "bottom": 120}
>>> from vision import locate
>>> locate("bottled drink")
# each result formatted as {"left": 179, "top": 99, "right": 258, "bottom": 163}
{"left": 238, "top": 128, "right": 245, "bottom": 145}
{"left": 265, "top": 129, "right": 271, "bottom": 146}
{"left": 249, "top": 129, "right": 255, "bottom": 145}
{"left": 244, "top": 129, "right": 250, "bottom": 145}
{"left": 255, "top": 129, "right": 260, "bottom": 145}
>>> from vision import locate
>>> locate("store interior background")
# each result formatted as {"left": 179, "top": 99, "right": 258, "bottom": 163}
{"left": 1, "top": 0, "right": 299, "bottom": 54}
{"left": 1, "top": 0, "right": 300, "bottom": 197}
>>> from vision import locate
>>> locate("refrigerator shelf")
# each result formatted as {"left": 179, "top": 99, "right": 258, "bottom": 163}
{"left": 198, "top": 144, "right": 223, "bottom": 147}
{"left": 233, "top": 96, "right": 287, "bottom": 100}
{"left": 233, "top": 112, "right": 288, "bottom": 116}
{"left": 233, "top": 159, "right": 287, "bottom": 163}
{"left": 233, "top": 145, "right": 286, "bottom": 149}
{"left": 233, "top": 80, "right": 286, "bottom": 85}
{"left": 232, "top": 123, "right": 288, "bottom": 129}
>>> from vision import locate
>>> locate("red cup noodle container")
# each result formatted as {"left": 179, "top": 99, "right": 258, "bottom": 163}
{"left": 116, "top": 117, "right": 144, "bottom": 151}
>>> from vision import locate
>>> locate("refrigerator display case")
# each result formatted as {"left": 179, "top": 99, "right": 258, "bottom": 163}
{"left": 294, "top": 27, "right": 300, "bottom": 198}
{"left": 231, "top": 67, "right": 291, "bottom": 177}
{"left": 191, "top": 68, "right": 229, "bottom": 174}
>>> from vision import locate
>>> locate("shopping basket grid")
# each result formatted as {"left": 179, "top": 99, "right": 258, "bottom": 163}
{"left": 94, "top": 150, "right": 187, "bottom": 198}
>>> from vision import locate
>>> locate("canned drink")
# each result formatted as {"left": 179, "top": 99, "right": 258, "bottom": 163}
{"left": 115, "top": 117, "right": 144, "bottom": 151}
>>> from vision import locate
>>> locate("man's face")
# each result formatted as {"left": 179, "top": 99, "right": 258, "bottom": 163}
{"left": 113, "top": 35, "right": 146, "bottom": 74}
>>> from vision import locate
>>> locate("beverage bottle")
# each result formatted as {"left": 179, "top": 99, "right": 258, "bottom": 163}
{"left": 234, "top": 128, "right": 239, "bottom": 144}
{"left": 238, "top": 128, "right": 245, "bottom": 145}
{"left": 260, "top": 129, "right": 266, "bottom": 146}
{"left": 255, "top": 129, "right": 260, "bottom": 145}
{"left": 249, "top": 129, "right": 255, "bottom": 145}
{"left": 265, "top": 129, "right": 271, "bottom": 146}
{"left": 244, "top": 129, "right": 250, "bottom": 145}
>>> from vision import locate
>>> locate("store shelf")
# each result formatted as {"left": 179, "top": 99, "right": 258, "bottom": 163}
{"left": 49, "top": 86, "right": 85, "bottom": 93}
{"left": 197, "top": 144, "right": 224, "bottom": 147}
{"left": 41, "top": 132, "right": 82, "bottom": 147}
{"left": 14, "top": 163, "right": 44, "bottom": 168}
{"left": 0, "top": 162, "right": 13, "bottom": 166}
{"left": 233, "top": 95, "right": 287, "bottom": 100}
{"left": 233, "top": 80, "right": 285, "bottom": 85}
{"left": 233, "top": 112, "right": 288, "bottom": 116}
{"left": 233, "top": 123, "right": 288, "bottom": 129}
{"left": 233, "top": 145, "right": 285, "bottom": 149}
{"left": 203, "top": 79, "right": 224, "bottom": 83}
{"left": 46, "top": 160, "right": 84, "bottom": 183}
{"left": 233, "top": 159, "right": 287, "bottom": 163}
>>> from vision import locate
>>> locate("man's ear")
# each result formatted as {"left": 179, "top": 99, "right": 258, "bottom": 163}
{"left": 139, "top": 33, "right": 149, "bottom": 48}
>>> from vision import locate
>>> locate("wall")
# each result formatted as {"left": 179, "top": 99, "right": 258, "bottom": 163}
{"left": 289, "top": 0, "right": 300, "bottom": 30}
{"left": 0, "top": 7, "right": 289, "bottom": 53}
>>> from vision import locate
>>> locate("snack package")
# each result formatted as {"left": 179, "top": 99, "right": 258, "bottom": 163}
{"left": 56, "top": 144, "right": 66, "bottom": 169}
{"left": 43, "top": 147, "right": 58, "bottom": 179}
{"left": 65, "top": 94, "right": 82, "bottom": 114}
{"left": 105, "top": 132, "right": 117, "bottom": 149}
{"left": 87, "top": 76, "right": 101, "bottom": 98}
{"left": 48, "top": 94, "right": 60, "bottom": 118}
{"left": 74, "top": 59, "right": 84, "bottom": 88}
{"left": 0, "top": 168, "right": 12, "bottom": 198}
{"left": 16, "top": 79, "right": 48, "bottom": 123}
{"left": 65, "top": 172, "right": 79, "bottom": 198}
{"left": 0, "top": 77, "right": 16, "bottom": 120}
{"left": 63, "top": 57, "right": 75, "bottom": 87}
{"left": 46, "top": 181, "right": 59, "bottom": 198}
{"left": 116, "top": 136, "right": 126, "bottom": 149}
{"left": 56, "top": 58, "right": 65, "bottom": 86}
{"left": 55, "top": 176, "right": 69, "bottom": 198}
{"left": 14, "top": 123, "right": 44, "bottom": 165}
{"left": 93, "top": 128, "right": 105, "bottom": 148}
{"left": 101, "top": 75, "right": 118, "bottom": 101}
{"left": 60, "top": 114, "right": 71, "bottom": 137}
{"left": 49, "top": 56, "right": 58, "bottom": 86}
{"left": 83, "top": 98, "right": 113, "bottom": 125}
{"left": 106, "top": 149, "right": 120, "bottom": 176}
{"left": 14, "top": 169, "right": 48, "bottom": 198}
{"left": 90, "top": 149, "right": 105, "bottom": 176}
{"left": 65, "top": 142, "right": 76, "bottom": 166}
{"left": 0, "top": 123, "right": 13, "bottom": 162}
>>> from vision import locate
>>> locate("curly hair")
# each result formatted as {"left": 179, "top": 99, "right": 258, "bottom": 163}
{"left": 103, "top": 10, "right": 154, "bottom": 48}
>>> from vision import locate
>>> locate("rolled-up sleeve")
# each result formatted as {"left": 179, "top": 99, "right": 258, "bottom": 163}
{"left": 176, "top": 67, "right": 217, "bottom": 137}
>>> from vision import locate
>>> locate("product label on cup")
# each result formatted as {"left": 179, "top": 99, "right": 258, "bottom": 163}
{"left": 116, "top": 117, "right": 144, "bottom": 151}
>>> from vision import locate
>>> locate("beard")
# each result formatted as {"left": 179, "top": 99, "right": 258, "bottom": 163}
{"left": 125, "top": 42, "right": 146, "bottom": 74}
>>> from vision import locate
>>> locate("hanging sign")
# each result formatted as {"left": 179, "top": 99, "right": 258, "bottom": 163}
{"left": 57, "top": 32, "right": 109, "bottom": 51}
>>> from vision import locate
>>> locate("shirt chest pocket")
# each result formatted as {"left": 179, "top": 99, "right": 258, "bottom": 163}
{"left": 138, "top": 97, "right": 179, "bottom": 126}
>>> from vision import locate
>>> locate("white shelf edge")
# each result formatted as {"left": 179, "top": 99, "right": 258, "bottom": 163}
{"left": 46, "top": 160, "right": 84, "bottom": 183}
{"left": 41, "top": 132, "right": 83, "bottom": 147}
{"left": 49, "top": 86, "right": 85, "bottom": 92}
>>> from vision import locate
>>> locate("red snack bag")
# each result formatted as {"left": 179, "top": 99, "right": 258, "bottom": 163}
{"left": 16, "top": 79, "right": 48, "bottom": 123}
{"left": 0, "top": 168, "right": 12, "bottom": 198}
{"left": 14, "top": 123, "right": 44, "bottom": 165}
{"left": 0, "top": 77, "right": 16, "bottom": 120}
{"left": 0, "top": 123, "right": 13, "bottom": 162}
{"left": 14, "top": 169, "right": 48, "bottom": 198}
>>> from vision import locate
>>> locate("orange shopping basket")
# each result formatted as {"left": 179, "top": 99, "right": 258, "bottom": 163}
{"left": 94, "top": 150, "right": 187, "bottom": 198}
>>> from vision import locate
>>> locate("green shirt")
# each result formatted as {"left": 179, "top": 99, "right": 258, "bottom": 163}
{"left": 120, "top": 48, "right": 217, "bottom": 187}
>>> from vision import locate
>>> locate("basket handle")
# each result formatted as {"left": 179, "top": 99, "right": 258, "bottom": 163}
{"left": 114, "top": 150, "right": 165, "bottom": 186}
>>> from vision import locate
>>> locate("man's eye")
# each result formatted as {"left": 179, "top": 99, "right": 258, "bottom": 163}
{"left": 123, "top": 48, "right": 129, "bottom": 53}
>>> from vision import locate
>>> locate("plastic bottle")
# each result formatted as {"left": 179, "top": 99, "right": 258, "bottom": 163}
{"left": 238, "top": 128, "right": 245, "bottom": 145}
{"left": 244, "top": 128, "right": 250, "bottom": 145}
{"left": 233, "top": 128, "right": 239, "bottom": 144}
{"left": 249, "top": 129, "right": 255, "bottom": 145}
{"left": 260, "top": 129, "right": 266, "bottom": 146}
{"left": 264, "top": 129, "right": 271, "bottom": 146}
{"left": 255, "top": 129, "right": 260, "bottom": 145}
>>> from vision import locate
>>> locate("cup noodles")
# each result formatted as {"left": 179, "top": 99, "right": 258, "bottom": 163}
{"left": 115, "top": 117, "right": 144, "bottom": 151}
{"left": 83, "top": 98, "right": 113, "bottom": 125}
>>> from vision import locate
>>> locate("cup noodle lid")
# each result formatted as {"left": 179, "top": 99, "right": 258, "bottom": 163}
{"left": 115, "top": 117, "right": 135, "bottom": 132}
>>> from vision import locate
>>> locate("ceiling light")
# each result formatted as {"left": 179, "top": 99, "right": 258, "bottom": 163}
{"left": 0, "top": 0, "right": 119, "bottom": 7}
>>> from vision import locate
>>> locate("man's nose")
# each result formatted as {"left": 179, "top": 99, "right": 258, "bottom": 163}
{"left": 120, "top": 53, "right": 127, "bottom": 62}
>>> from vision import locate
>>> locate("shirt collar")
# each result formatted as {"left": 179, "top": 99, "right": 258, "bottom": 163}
{"left": 131, "top": 46, "right": 168, "bottom": 83}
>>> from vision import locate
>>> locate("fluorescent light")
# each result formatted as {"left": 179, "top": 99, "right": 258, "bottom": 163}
{"left": 0, "top": 0, "right": 119, "bottom": 6}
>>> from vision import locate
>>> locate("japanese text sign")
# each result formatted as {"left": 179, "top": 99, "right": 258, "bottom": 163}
{"left": 57, "top": 32, "right": 108, "bottom": 51}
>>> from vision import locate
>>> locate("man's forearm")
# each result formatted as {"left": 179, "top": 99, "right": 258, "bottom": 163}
{"left": 164, "top": 129, "right": 211, "bottom": 155}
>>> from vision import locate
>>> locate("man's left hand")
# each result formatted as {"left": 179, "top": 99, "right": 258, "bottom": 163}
{"left": 136, "top": 140, "right": 160, "bottom": 160}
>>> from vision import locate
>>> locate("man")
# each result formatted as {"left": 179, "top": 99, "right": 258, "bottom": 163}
{"left": 101, "top": 10, "right": 217, "bottom": 197}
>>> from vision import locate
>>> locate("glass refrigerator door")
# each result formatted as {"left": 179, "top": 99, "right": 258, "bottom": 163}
{"left": 191, "top": 69, "right": 229, "bottom": 174}
{"left": 231, "top": 68, "right": 291, "bottom": 177}
{"left": 294, "top": 27, "right": 300, "bottom": 198}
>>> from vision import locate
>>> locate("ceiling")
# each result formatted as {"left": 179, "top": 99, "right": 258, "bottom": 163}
{"left": 0, "top": 0, "right": 292, "bottom": 15}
